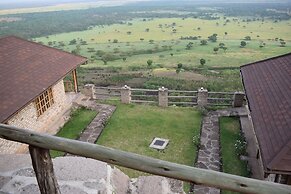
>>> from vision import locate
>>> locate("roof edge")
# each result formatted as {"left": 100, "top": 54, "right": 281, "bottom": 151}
{"left": 0, "top": 35, "right": 88, "bottom": 62}
{"left": 240, "top": 52, "right": 291, "bottom": 69}
{"left": 267, "top": 140, "right": 291, "bottom": 171}
{"left": 0, "top": 67, "right": 81, "bottom": 124}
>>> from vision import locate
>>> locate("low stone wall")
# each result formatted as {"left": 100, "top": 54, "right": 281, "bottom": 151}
{"left": 0, "top": 80, "right": 70, "bottom": 154}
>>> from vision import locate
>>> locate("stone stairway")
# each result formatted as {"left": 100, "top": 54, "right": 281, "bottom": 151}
{"left": 0, "top": 154, "right": 184, "bottom": 194}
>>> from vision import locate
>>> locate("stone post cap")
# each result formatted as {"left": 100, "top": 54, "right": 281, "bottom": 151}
{"left": 234, "top": 91, "right": 245, "bottom": 95}
{"left": 122, "top": 85, "right": 131, "bottom": 90}
{"left": 159, "top": 86, "right": 168, "bottom": 91}
{"left": 198, "top": 87, "right": 208, "bottom": 92}
{"left": 84, "top": 84, "right": 94, "bottom": 88}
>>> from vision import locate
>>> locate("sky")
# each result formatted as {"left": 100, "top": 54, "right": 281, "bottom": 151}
{"left": 0, "top": 0, "right": 290, "bottom": 10}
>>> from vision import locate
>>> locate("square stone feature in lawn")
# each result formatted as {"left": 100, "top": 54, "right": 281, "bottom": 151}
{"left": 149, "top": 138, "right": 169, "bottom": 150}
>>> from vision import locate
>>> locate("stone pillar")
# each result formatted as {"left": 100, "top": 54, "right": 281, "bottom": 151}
{"left": 120, "top": 85, "right": 131, "bottom": 104}
{"left": 233, "top": 92, "right": 245, "bottom": 107}
{"left": 197, "top": 87, "right": 208, "bottom": 107}
{"left": 83, "top": 84, "right": 96, "bottom": 99}
{"left": 158, "top": 87, "right": 168, "bottom": 107}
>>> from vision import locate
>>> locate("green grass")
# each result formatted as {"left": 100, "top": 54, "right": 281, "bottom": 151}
{"left": 50, "top": 107, "right": 97, "bottom": 158}
{"left": 97, "top": 103, "right": 201, "bottom": 178}
{"left": 34, "top": 17, "right": 291, "bottom": 91}
{"left": 220, "top": 117, "right": 249, "bottom": 194}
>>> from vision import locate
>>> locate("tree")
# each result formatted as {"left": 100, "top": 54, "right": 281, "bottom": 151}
{"left": 244, "top": 36, "right": 251, "bottom": 41}
{"left": 219, "top": 43, "right": 225, "bottom": 48}
{"left": 208, "top": 34, "right": 217, "bottom": 42}
{"left": 186, "top": 42, "right": 193, "bottom": 50}
{"left": 200, "top": 58, "right": 206, "bottom": 66}
{"left": 213, "top": 47, "right": 219, "bottom": 54}
{"left": 127, "top": 31, "right": 132, "bottom": 35}
{"left": 280, "top": 41, "right": 286, "bottom": 47}
{"left": 147, "top": 59, "right": 153, "bottom": 67}
{"left": 170, "top": 53, "right": 174, "bottom": 56}
{"left": 259, "top": 41, "right": 266, "bottom": 48}
{"left": 149, "top": 40, "right": 154, "bottom": 44}
{"left": 69, "top": 39, "right": 77, "bottom": 45}
{"left": 200, "top": 40, "right": 208, "bottom": 45}
{"left": 113, "top": 39, "right": 118, "bottom": 43}
{"left": 122, "top": 57, "right": 127, "bottom": 62}
{"left": 145, "top": 28, "right": 150, "bottom": 32}
{"left": 240, "top": 41, "right": 247, "bottom": 48}
{"left": 222, "top": 46, "right": 228, "bottom": 53}
{"left": 177, "top": 63, "right": 183, "bottom": 69}
{"left": 140, "top": 38, "right": 144, "bottom": 41}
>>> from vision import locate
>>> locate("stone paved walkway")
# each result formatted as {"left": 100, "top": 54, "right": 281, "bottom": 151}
{"left": 66, "top": 97, "right": 116, "bottom": 156}
{"left": 78, "top": 102, "right": 116, "bottom": 144}
{"left": 193, "top": 107, "right": 247, "bottom": 194}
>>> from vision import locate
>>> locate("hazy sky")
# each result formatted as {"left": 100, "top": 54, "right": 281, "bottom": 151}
{"left": 2, "top": 0, "right": 291, "bottom": 3}
{"left": 0, "top": 0, "right": 290, "bottom": 9}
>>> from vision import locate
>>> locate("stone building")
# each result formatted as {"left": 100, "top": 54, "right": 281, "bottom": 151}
{"left": 240, "top": 53, "right": 291, "bottom": 185}
{"left": 0, "top": 36, "right": 87, "bottom": 153}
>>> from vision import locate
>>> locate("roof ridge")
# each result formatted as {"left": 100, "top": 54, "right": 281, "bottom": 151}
{"left": 240, "top": 52, "right": 291, "bottom": 68}
{"left": 0, "top": 35, "right": 87, "bottom": 62}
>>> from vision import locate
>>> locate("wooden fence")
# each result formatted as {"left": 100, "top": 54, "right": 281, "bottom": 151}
{"left": 0, "top": 124, "right": 290, "bottom": 194}
{"left": 168, "top": 89, "right": 198, "bottom": 106}
{"left": 91, "top": 86, "right": 242, "bottom": 107}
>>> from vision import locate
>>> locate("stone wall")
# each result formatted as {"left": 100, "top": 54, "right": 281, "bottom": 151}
{"left": 0, "top": 80, "right": 69, "bottom": 154}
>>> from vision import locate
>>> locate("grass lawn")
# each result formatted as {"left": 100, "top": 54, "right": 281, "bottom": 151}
{"left": 50, "top": 107, "right": 97, "bottom": 158}
{"left": 220, "top": 117, "right": 249, "bottom": 194}
{"left": 97, "top": 103, "right": 201, "bottom": 178}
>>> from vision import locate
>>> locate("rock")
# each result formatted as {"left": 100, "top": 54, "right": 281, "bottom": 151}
{"left": 111, "top": 167, "right": 130, "bottom": 194}
{"left": 0, "top": 155, "right": 184, "bottom": 194}
{"left": 130, "top": 176, "right": 184, "bottom": 194}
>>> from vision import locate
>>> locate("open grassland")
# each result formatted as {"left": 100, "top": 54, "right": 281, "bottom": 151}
{"left": 35, "top": 17, "right": 291, "bottom": 91}
{"left": 35, "top": 17, "right": 291, "bottom": 69}
{"left": 97, "top": 103, "right": 201, "bottom": 178}
{"left": 0, "top": 2, "right": 124, "bottom": 15}
{"left": 38, "top": 17, "right": 291, "bottom": 43}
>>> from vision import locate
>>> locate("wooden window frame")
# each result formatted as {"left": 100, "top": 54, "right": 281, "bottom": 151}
{"left": 35, "top": 88, "right": 54, "bottom": 116}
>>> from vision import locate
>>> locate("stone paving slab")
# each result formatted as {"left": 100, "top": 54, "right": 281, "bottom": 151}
{"left": 193, "top": 107, "right": 248, "bottom": 194}
{"left": 77, "top": 102, "right": 116, "bottom": 144}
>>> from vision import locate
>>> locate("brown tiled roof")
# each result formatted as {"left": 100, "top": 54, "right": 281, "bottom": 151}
{"left": 0, "top": 36, "right": 87, "bottom": 123}
{"left": 240, "top": 53, "right": 291, "bottom": 174}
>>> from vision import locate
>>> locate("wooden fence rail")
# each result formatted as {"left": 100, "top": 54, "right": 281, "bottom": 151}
{"left": 89, "top": 85, "right": 244, "bottom": 107}
{"left": 0, "top": 124, "right": 290, "bottom": 194}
